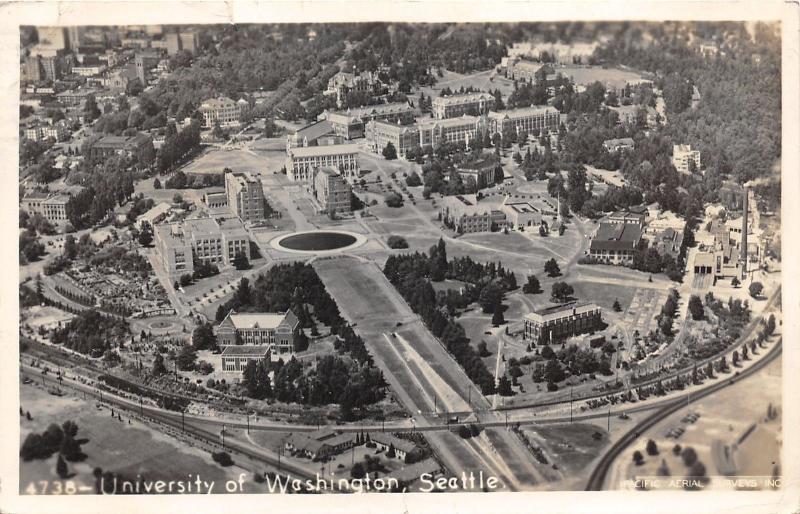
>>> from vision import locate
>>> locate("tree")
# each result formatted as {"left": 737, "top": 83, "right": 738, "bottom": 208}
{"left": 382, "top": 142, "right": 397, "bottom": 160}
{"left": 350, "top": 462, "right": 366, "bottom": 479}
{"left": 544, "top": 258, "right": 561, "bottom": 277}
{"left": 479, "top": 283, "right": 503, "bottom": 313}
{"left": 688, "top": 295, "right": 704, "bottom": 320}
{"left": 632, "top": 450, "right": 644, "bottom": 466}
{"left": 176, "top": 345, "right": 197, "bottom": 371}
{"left": 138, "top": 222, "right": 154, "bottom": 247}
{"left": 83, "top": 94, "right": 101, "bottom": 122}
{"left": 152, "top": 353, "right": 167, "bottom": 376}
{"left": 179, "top": 274, "right": 192, "bottom": 287}
{"left": 192, "top": 323, "right": 217, "bottom": 351}
{"left": 56, "top": 454, "right": 69, "bottom": 478}
{"left": 765, "top": 313, "right": 776, "bottom": 336}
{"left": 646, "top": 439, "right": 659, "bottom": 456}
{"left": 550, "top": 282, "right": 574, "bottom": 303}
{"left": 522, "top": 275, "right": 541, "bottom": 294}
{"left": 491, "top": 303, "right": 505, "bottom": 326}
{"left": 386, "top": 444, "right": 396, "bottom": 458}
{"left": 405, "top": 172, "right": 422, "bottom": 187}
{"left": 153, "top": 177, "right": 162, "bottom": 189}
{"left": 613, "top": 299, "right": 622, "bottom": 312}
{"left": 749, "top": 281, "right": 763, "bottom": 298}
{"left": 385, "top": 192, "right": 403, "bottom": 208}
{"left": 497, "top": 375, "right": 513, "bottom": 396}
{"left": 387, "top": 235, "right": 408, "bottom": 249}
{"left": 681, "top": 447, "right": 698, "bottom": 467}
{"left": 477, "top": 340, "right": 490, "bottom": 357}
{"left": 731, "top": 276, "right": 740, "bottom": 288}
{"left": 242, "top": 360, "right": 272, "bottom": 400}
{"left": 656, "top": 458, "right": 671, "bottom": 477}
{"left": 233, "top": 252, "right": 250, "bottom": 270}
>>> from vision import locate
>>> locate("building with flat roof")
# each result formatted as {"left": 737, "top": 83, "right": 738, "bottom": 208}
{"left": 486, "top": 106, "right": 560, "bottom": 136}
{"left": 216, "top": 309, "right": 299, "bottom": 359}
{"left": 24, "top": 121, "right": 70, "bottom": 142}
{"left": 418, "top": 115, "right": 482, "bottom": 148}
{"left": 225, "top": 170, "right": 265, "bottom": 222}
{"left": 41, "top": 194, "right": 70, "bottom": 223}
{"left": 440, "top": 194, "right": 493, "bottom": 233}
{"left": 432, "top": 92, "right": 495, "bottom": 119}
{"left": 204, "top": 190, "right": 228, "bottom": 209}
{"left": 500, "top": 198, "right": 542, "bottom": 230}
{"left": 220, "top": 345, "right": 270, "bottom": 373}
{"left": 154, "top": 216, "right": 251, "bottom": 277}
{"left": 523, "top": 302, "right": 602, "bottom": 345}
{"left": 604, "top": 208, "right": 646, "bottom": 229}
{"left": 285, "top": 143, "right": 360, "bottom": 183}
{"left": 589, "top": 222, "right": 643, "bottom": 265}
{"left": 456, "top": 153, "right": 502, "bottom": 190}
{"left": 311, "top": 167, "right": 352, "bottom": 215}
{"left": 673, "top": 144, "right": 701, "bottom": 174}
{"left": 365, "top": 119, "right": 421, "bottom": 158}
{"left": 199, "top": 96, "right": 248, "bottom": 128}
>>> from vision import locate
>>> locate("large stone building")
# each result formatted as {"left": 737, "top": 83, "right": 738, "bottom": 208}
{"left": 440, "top": 194, "right": 493, "bottom": 233}
{"left": 311, "top": 167, "right": 352, "bottom": 215}
{"left": 672, "top": 144, "right": 701, "bottom": 174}
{"left": 225, "top": 171, "right": 265, "bottom": 222}
{"left": 500, "top": 198, "right": 543, "bottom": 230}
{"left": 154, "top": 216, "right": 251, "bottom": 277}
{"left": 285, "top": 143, "right": 360, "bottom": 183}
{"left": 432, "top": 92, "right": 495, "bottom": 119}
{"left": 523, "top": 302, "right": 603, "bottom": 345}
{"left": 365, "top": 119, "right": 421, "bottom": 158}
{"left": 505, "top": 58, "right": 545, "bottom": 82}
{"left": 286, "top": 120, "right": 339, "bottom": 149}
{"left": 216, "top": 309, "right": 300, "bottom": 359}
{"left": 320, "top": 102, "right": 415, "bottom": 140}
{"left": 134, "top": 51, "right": 162, "bottom": 83}
{"left": 588, "top": 222, "right": 644, "bottom": 265}
{"left": 456, "top": 153, "right": 502, "bottom": 189}
{"left": 418, "top": 115, "right": 482, "bottom": 148}
{"left": 486, "top": 106, "right": 560, "bottom": 136}
{"left": 199, "top": 96, "right": 249, "bottom": 128}
{"left": 324, "top": 70, "right": 382, "bottom": 107}
{"left": 24, "top": 121, "right": 70, "bottom": 142}
{"left": 86, "top": 133, "right": 153, "bottom": 160}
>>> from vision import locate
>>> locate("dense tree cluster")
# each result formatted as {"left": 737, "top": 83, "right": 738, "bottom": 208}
{"left": 51, "top": 309, "right": 129, "bottom": 356}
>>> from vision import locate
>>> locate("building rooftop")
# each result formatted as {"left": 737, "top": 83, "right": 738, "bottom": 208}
{"left": 487, "top": 105, "right": 559, "bottom": 120}
{"left": 184, "top": 217, "right": 219, "bottom": 237}
{"left": 418, "top": 115, "right": 480, "bottom": 130}
{"left": 370, "top": 433, "right": 416, "bottom": 454}
{"left": 525, "top": 301, "right": 601, "bottom": 323}
{"left": 459, "top": 152, "right": 500, "bottom": 171}
{"left": 292, "top": 120, "right": 334, "bottom": 141}
{"left": 199, "top": 96, "right": 237, "bottom": 110}
{"left": 603, "top": 137, "right": 635, "bottom": 147}
{"left": 288, "top": 143, "right": 361, "bottom": 158}
{"left": 229, "top": 312, "right": 290, "bottom": 330}
{"left": 221, "top": 345, "right": 271, "bottom": 357}
{"left": 590, "top": 222, "right": 643, "bottom": 251}
{"left": 137, "top": 202, "right": 171, "bottom": 223}
{"left": 433, "top": 92, "right": 494, "bottom": 105}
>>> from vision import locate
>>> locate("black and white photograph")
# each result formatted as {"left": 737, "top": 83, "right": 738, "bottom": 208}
{"left": 2, "top": 2, "right": 798, "bottom": 513}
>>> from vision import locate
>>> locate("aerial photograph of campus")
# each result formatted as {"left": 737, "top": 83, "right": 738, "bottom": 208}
{"left": 16, "top": 21, "right": 782, "bottom": 494}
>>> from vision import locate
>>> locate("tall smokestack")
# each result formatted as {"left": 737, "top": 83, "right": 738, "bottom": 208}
{"left": 741, "top": 185, "right": 749, "bottom": 279}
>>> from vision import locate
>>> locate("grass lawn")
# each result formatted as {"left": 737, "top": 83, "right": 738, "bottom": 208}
{"left": 19, "top": 383, "right": 260, "bottom": 494}
{"left": 523, "top": 423, "right": 610, "bottom": 476}
{"left": 570, "top": 280, "right": 639, "bottom": 313}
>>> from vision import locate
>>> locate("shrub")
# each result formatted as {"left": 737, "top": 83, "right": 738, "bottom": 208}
{"left": 387, "top": 235, "right": 408, "bottom": 249}
{"left": 212, "top": 451, "right": 234, "bottom": 467}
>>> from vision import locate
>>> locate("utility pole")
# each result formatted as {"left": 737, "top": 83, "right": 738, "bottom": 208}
{"left": 607, "top": 405, "right": 611, "bottom": 432}
{"left": 139, "top": 396, "right": 143, "bottom": 416}
{"left": 221, "top": 425, "right": 225, "bottom": 450}
{"left": 182, "top": 409, "right": 185, "bottom": 433}
{"left": 569, "top": 385, "right": 573, "bottom": 423}
{"left": 434, "top": 395, "right": 437, "bottom": 414}
{"left": 246, "top": 411, "right": 250, "bottom": 434}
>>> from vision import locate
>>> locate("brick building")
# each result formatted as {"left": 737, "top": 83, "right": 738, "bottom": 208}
{"left": 523, "top": 302, "right": 603, "bottom": 344}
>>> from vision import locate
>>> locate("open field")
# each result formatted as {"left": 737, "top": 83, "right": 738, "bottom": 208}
{"left": 604, "top": 355, "right": 782, "bottom": 491}
{"left": 523, "top": 423, "right": 610, "bottom": 477}
{"left": 182, "top": 147, "right": 271, "bottom": 175}
{"left": 19, "top": 382, "right": 260, "bottom": 494}
{"left": 553, "top": 65, "right": 647, "bottom": 89}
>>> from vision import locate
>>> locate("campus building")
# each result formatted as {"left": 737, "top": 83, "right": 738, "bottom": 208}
{"left": 604, "top": 208, "right": 647, "bottom": 230}
{"left": 365, "top": 119, "right": 420, "bottom": 158}
{"left": 602, "top": 137, "right": 635, "bottom": 153}
{"left": 505, "top": 57, "right": 545, "bottom": 82}
{"left": 86, "top": 133, "right": 153, "bottom": 160}
{"left": 371, "top": 434, "right": 417, "bottom": 461}
{"left": 418, "top": 115, "right": 482, "bottom": 148}
{"left": 523, "top": 302, "right": 603, "bottom": 345}
{"left": 154, "top": 216, "right": 251, "bottom": 277}
{"left": 286, "top": 120, "right": 338, "bottom": 149}
{"left": 134, "top": 51, "right": 162, "bottom": 83}
{"left": 456, "top": 153, "right": 501, "bottom": 189}
{"left": 432, "top": 92, "right": 495, "bottom": 119}
{"left": 320, "top": 102, "right": 415, "bottom": 140}
{"left": 440, "top": 195, "right": 493, "bottom": 233}
{"left": 216, "top": 309, "right": 300, "bottom": 359}
{"left": 285, "top": 143, "right": 360, "bottom": 183}
{"left": 220, "top": 345, "right": 270, "bottom": 373}
{"left": 165, "top": 29, "right": 198, "bottom": 56}
{"left": 673, "top": 144, "right": 701, "bottom": 174}
{"left": 225, "top": 170, "right": 265, "bottom": 222}
{"left": 311, "top": 167, "right": 352, "bottom": 214}
{"left": 324, "top": 70, "right": 382, "bottom": 107}
{"left": 588, "top": 222, "right": 644, "bottom": 265}
{"left": 199, "top": 96, "right": 249, "bottom": 128}
{"left": 24, "top": 121, "right": 70, "bottom": 142}
{"left": 500, "top": 198, "right": 543, "bottom": 230}
{"left": 485, "top": 106, "right": 560, "bottom": 136}
{"left": 21, "top": 191, "right": 72, "bottom": 224}
{"left": 284, "top": 428, "right": 354, "bottom": 461}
